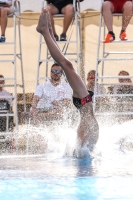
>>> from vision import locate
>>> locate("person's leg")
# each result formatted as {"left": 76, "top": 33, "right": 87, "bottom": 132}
{"left": 61, "top": 4, "right": 74, "bottom": 35}
{"left": 0, "top": 9, "right": 1, "bottom": 27}
{"left": 46, "top": 4, "right": 59, "bottom": 36}
{"left": 121, "top": 1, "right": 133, "bottom": 32}
{"left": 102, "top": 1, "right": 114, "bottom": 32}
{"left": 77, "top": 103, "right": 99, "bottom": 150}
{"left": 102, "top": 1, "right": 115, "bottom": 43}
{"left": 36, "top": 9, "right": 88, "bottom": 99}
{"left": 0, "top": 7, "right": 12, "bottom": 36}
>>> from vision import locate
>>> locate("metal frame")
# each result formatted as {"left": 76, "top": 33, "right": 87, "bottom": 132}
{"left": 0, "top": 0, "right": 26, "bottom": 134}
{"left": 0, "top": 110, "right": 9, "bottom": 132}
{"left": 94, "top": 0, "right": 133, "bottom": 116}
{"left": 36, "top": 0, "right": 84, "bottom": 86}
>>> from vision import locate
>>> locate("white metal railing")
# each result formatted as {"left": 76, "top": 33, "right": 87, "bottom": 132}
{"left": 94, "top": 0, "right": 133, "bottom": 116}
{"left": 0, "top": 0, "right": 26, "bottom": 133}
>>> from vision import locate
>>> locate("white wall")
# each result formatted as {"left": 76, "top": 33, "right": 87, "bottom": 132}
{"left": 80, "top": 0, "right": 101, "bottom": 11}
{"left": 19, "top": 0, "right": 101, "bottom": 12}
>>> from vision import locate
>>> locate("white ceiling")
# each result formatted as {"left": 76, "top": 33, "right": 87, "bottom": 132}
{"left": 19, "top": 0, "right": 101, "bottom": 12}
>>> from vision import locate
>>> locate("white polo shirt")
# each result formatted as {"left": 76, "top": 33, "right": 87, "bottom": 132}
{"left": 0, "top": 90, "right": 13, "bottom": 106}
{"left": 34, "top": 79, "right": 72, "bottom": 109}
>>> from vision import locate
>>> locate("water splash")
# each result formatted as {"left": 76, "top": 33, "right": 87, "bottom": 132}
{"left": 0, "top": 118, "right": 133, "bottom": 178}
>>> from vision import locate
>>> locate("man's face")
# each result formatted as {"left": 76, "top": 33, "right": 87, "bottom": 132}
{"left": 119, "top": 72, "right": 131, "bottom": 83}
{"left": 51, "top": 66, "right": 63, "bottom": 81}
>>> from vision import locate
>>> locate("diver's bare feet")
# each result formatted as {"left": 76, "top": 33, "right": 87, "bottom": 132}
{"left": 36, "top": 8, "right": 49, "bottom": 35}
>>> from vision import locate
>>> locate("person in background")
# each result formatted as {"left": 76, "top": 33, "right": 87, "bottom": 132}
{"left": 0, "top": 74, "right": 13, "bottom": 132}
{"left": 102, "top": 0, "right": 133, "bottom": 43}
{"left": 27, "top": 63, "right": 72, "bottom": 122}
{"left": 113, "top": 70, "right": 133, "bottom": 96}
{"left": 0, "top": 0, "right": 13, "bottom": 42}
{"left": 0, "top": 74, "right": 12, "bottom": 107}
{"left": 46, "top": 0, "right": 84, "bottom": 41}
{"left": 86, "top": 70, "right": 106, "bottom": 100}
{"left": 46, "top": 0, "right": 74, "bottom": 41}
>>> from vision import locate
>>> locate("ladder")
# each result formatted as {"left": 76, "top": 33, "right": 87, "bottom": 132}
{"left": 94, "top": 0, "right": 133, "bottom": 118}
{"left": 36, "top": 0, "right": 85, "bottom": 85}
{"left": 0, "top": 0, "right": 26, "bottom": 134}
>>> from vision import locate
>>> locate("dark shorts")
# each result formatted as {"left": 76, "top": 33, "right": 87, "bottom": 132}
{"left": 108, "top": 0, "right": 132, "bottom": 13}
{"left": 49, "top": 0, "right": 73, "bottom": 14}
{"left": 73, "top": 91, "right": 93, "bottom": 109}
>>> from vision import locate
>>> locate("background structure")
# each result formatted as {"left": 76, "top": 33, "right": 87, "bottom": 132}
{"left": 0, "top": 0, "right": 133, "bottom": 93}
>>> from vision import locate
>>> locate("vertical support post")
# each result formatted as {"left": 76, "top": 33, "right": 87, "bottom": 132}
{"left": 79, "top": 14, "right": 85, "bottom": 83}
{"left": 13, "top": 13, "right": 18, "bottom": 130}
{"left": 6, "top": 113, "right": 9, "bottom": 132}
{"left": 93, "top": 11, "right": 103, "bottom": 112}
{"left": 36, "top": 34, "right": 42, "bottom": 86}
{"left": 46, "top": 47, "right": 49, "bottom": 78}
{"left": 36, "top": 0, "right": 46, "bottom": 86}
{"left": 75, "top": 12, "right": 79, "bottom": 74}
{"left": 101, "top": 22, "right": 106, "bottom": 83}
{"left": 18, "top": 14, "right": 26, "bottom": 112}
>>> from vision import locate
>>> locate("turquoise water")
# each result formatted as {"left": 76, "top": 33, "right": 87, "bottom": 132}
{"left": 0, "top": 120, "right": 133, "bottom": 199}
{"left": 0, "top": 177, "right": 133, "bottom": 200}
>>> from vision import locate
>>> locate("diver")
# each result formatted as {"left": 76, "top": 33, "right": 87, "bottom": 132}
{"left": 36, "top": 8, "right": 99, "bottom": 157}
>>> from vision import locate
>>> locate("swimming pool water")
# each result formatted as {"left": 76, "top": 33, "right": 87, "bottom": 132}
{"left": 0, "top": 176, "right": 133, "bottom": 200}
{"left": 0, "top": 120, "right": 133, "bottom": 200}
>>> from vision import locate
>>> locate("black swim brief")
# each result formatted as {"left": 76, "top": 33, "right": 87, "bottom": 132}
{"left": 48, "top": 0, "right": 73, "bottom": 14}
{"left": 73, "top": 94, "right": 92, "bottom": 109}
{"left": 88, "top": 90, "right": 94, "bottom": 98}
{"left": 73, "top": 90, "right": 94, "bottom": 109}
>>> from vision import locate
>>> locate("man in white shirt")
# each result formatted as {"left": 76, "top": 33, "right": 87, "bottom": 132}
{"left": 0, "top": 74, "right": 12, "bottom": 107}
{"left": 28, "top": 63, "right": 72, "bottom": 122}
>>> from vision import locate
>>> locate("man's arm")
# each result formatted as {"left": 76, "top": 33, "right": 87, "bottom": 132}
{"left": 52, "top": 98, "right": 71, "bottom": 107}
{"left": 60, "top": 99, "right": 71, "bottom": 107}
{"left": 39, "top": 107, "right": 63, "bottom": 121}
{"left": 29, "top": 95, "right": 40, "bottom": 116}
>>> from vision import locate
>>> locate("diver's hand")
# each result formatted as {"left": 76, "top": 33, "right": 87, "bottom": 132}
{"left": 52, "top": 100, "right": 60, "bottom": 106}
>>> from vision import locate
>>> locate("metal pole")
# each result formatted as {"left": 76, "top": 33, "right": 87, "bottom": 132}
{"left": 13, "top": 13, "right": 18, "bottom": 130}
{"left": 94, "top": 11, "right": 102, "bottom": 112}
{"left": 18, "top": 9, "right": 26, "bottom": 113}
{"left": 36, "top": 34, "right": 42, "bottom": 86}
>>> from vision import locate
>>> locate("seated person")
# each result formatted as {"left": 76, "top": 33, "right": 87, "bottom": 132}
{"left": 24, "top": 63, "right": 72, "bottom": 123}
{"left": 0, "top": 74, "right": 13, "bottom": 132}
{"left": 102, "top": 0, "right": 133, "bottom": 43}
{"left": 113, "top": 70, "right": 133, "bottom": 99}
{"left": 0, "top": 74, "right": 12, "bottom": 107}
{"left": 46, "top": 0, "right": 74, "bottom": 41}
{"left": 0, "top": 0, "right": 13, "bottom": 42}
{"left": 86, "top": 70, "right": 106, "bottom": 101}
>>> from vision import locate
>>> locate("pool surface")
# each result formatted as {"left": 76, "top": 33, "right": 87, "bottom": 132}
{"left": 0, "top": 120, "right": 133, "bottom": 199}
